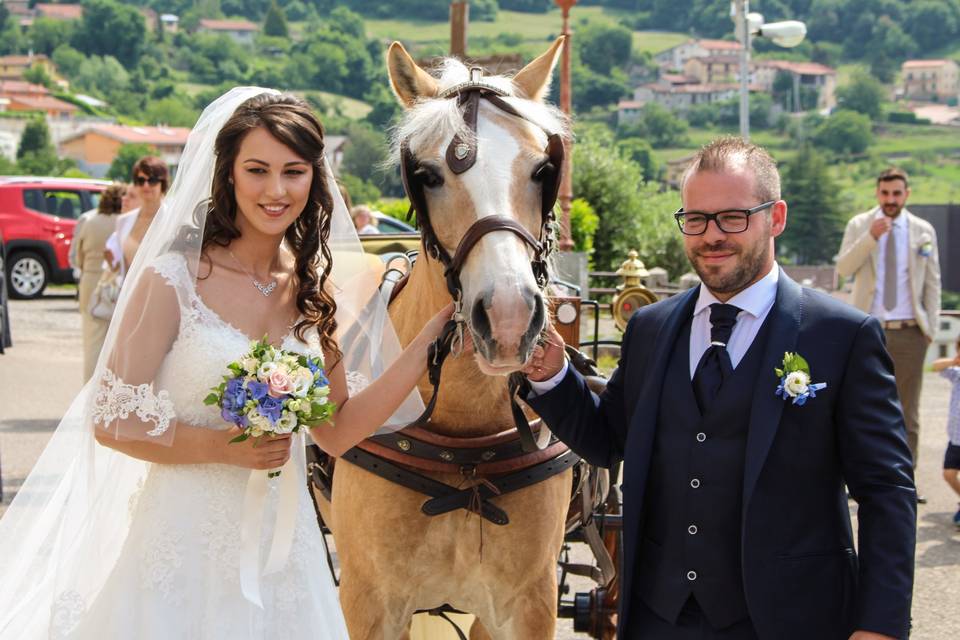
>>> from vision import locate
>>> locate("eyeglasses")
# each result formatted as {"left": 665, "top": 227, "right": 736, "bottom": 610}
{"left": 674, "top": 201, "right": 776, "bottom": 236}
{"left": 134, "top": 176, "right": 162, "bottom": 186}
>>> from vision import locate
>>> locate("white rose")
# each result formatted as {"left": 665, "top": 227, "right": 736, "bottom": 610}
{"left": 783, "top": 371, "right": 810, "bottom": 397}
{"left": 287, "top": 399, "right": 302, "bottom": 413}
{"left": 241, "top": 357, "right": 260, "bottom": 374}
{"left": 258, "top": 361, "right": 278, "bottom": 381}
{"left": 292, "top": 368, "right": 314, "bottom": 398}
{"left": 275, "top": 411, "right": 298, "bottom": 434}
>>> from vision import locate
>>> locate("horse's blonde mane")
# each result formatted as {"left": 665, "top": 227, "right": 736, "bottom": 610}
{"left": 389, "top": 57, "right": 570, "bottom": 161}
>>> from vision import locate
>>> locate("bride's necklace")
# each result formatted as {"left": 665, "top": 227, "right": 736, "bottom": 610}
{"left": 228, "top": 249, "right": 278, "bottom": 297}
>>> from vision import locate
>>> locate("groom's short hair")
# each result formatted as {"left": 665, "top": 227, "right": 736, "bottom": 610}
{"left": 682, "top": 136, "right": 781, "bottom": 203}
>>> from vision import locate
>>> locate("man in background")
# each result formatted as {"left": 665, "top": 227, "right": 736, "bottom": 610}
{"left": 837, "top": 168, "right": 941, "bottom": 498}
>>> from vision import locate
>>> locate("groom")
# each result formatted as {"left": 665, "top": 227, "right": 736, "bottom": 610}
{"left": 525, "top": 138, "right": 916, "bottom": 639}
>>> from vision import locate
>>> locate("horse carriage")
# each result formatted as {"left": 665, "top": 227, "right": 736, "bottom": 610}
{"left": 303, "top": 39, "right": 657, "bottom": 640}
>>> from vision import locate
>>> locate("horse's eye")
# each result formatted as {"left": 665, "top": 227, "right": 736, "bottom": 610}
{"left": 532, "top": 161, "right": 555, "bottom": 183}
{"left": 415, "top": 166, "right": 444, "bottom": 189}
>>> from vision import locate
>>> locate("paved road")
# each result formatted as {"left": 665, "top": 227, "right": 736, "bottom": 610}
{"left": 1, "top": 294, "right": 957, "bottom": 638}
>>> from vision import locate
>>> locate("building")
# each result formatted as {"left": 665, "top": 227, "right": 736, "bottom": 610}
{"left": 0, "top": 54, "right": 57, "bottom": 81}
{"left": 0, "top": 80, "right": 51, "bottom": 100}
{"left": 59, "top": 124, "right": 191, "bottom": 178}
{"left": 33, "top": 3, "right": 83, "bottom": 20}
{"left": 5, "top": 94, "right": 77, "bottom": 119}
{"left": 619, "top": 83, "right": 742, "bottom": 121}
{"left": 197, "top": 19, "right": 259, "bottom": 45}
{"left": 654, "top": 38, "right": 744, "bottom": 72}
{"left": 902, "top": 60, "right": 960, "bottom": 104}
{"left": 324, "top": 135, "right": 348, "bottom": 174}
{"left": 753, "top": 60, "right": 837, "bottom": 111}
{"left": 161, "top": 14, "right": 180, "bottom": 34}
{"left": 683, "top": 56, "right": 741, "bottom": 85}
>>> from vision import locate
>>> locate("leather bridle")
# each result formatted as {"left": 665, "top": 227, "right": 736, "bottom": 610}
{"left": 399, "top": 69, "right": 565, "bottom": 440}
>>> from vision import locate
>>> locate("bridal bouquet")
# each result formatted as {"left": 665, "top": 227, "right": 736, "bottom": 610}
{"left": 205, "top": 338, "right": 335, "bottom": 475}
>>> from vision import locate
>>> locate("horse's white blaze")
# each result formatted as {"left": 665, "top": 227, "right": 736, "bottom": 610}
{"left": 457, "top": 109, "right": 546, "bottom": 367}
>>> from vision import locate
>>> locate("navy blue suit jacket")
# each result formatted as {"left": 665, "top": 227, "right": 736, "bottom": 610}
{"left": 529, "top": 272, "right": 916, "bottom": 639}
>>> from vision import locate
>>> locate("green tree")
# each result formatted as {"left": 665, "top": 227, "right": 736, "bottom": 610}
{"left": 576, "top": 21, "right": 632, "bottom": 75}
{"left": 72, "top": 0, "right": 147, "bottom": 68}
{"left": 22, "top": 64, "right": 53, "bottom": 89}
{"left": 263, "top": 0, "right": 288, "bottom": 38}
{"left": 616, "top": 138, "right": 661, "bottom": 182}
{"left": 143, "top": 96, "right": 199, "bottom": 127}
{"left": 571, "top": 64, "right": 629, "bottom": 112}
{"left": 108, "top": 144, "right": 158, "bottom": 181}
{"left": 573, "top": 134, "right": 685, "bottom": 278}
{"left": 51, "top": 44, "right": 85, "bottom": 78}
{"left": 813, "top": 110, "right": 872, "bottom": 155}
{"left": 836, "top": 70, "right": 885, "bottom": 121}
{"left": 17, "top": 118, "right": 53, "bottom": 160}
{"left": 618, "top": 103, "right": 688, "bottom": 149}
{"left": 779, "top": 144, "right": 846, "bottom": 264}
{"left": 339, "top": 173, "right": 380, "bottom": 205}
{"left": 27, "top": 17, "right": 75, "bottom": 55}
{"left": 569, "top": 198, "right": 599, "bottom": 259}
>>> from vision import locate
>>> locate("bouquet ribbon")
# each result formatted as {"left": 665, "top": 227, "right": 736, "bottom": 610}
{"left": 239, "top": 432, "right": 305, "bottom": 608}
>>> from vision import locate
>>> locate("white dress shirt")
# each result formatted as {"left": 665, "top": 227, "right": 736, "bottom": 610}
{"left": 870, "top": 210, "right": 914, "bottom": 321}
{"left": 529, "top": 263, "right": 780, "bottom": 394}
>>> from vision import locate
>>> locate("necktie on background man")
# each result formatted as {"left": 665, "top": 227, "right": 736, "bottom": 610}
{"left": 692, "top": 303, "right": 741, "bottom": 413}
{"left": 884, "top": 223, "right": 898, "bottom": 311}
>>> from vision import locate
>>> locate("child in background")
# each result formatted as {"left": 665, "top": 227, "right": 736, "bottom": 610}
{"left": 932, "top": 337, "right": 960, "bottom": 526}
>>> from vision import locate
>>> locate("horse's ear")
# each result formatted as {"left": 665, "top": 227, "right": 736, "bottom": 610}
{"left": 512, "top": 36, "right": 565, "bottom": 101}
{"left": 387, "top": 41, "right": 439, "bottom": 108}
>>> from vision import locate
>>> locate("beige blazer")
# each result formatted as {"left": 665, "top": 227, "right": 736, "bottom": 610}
{"left": 836, "top": 207, "right": 941, "bottom": 339}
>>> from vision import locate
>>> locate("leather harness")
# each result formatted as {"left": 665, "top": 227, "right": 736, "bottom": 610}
{"left": 322, "top": 69, "right": 580, "bottom": 526}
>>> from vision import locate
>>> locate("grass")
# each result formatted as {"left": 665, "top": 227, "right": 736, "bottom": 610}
{"left": 363, "top": 7, "right": 686, "bottom": 57}
{"left": 179, "top": 82, "right": 372, "bottom": 119}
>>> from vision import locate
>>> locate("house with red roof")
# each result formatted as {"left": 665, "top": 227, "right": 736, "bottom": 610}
{"left": 58, "top": 125, "right": 191, "bottom": 177}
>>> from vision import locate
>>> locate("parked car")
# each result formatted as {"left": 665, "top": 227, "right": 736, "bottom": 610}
{"left": 371, "top": 211, "right": 417, "bottom": 234}
{"left": 0, "top": 176, "right": 110, "bottom": 299}
{"left": 0, "top": 228, "right": 10, "bottom": 352}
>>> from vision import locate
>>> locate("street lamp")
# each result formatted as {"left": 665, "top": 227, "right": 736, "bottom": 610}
{"left": 555, "top": 0, "right": 576, "bottom": 251}
{"left": 731, "top": 1, "right": 807, "bottom": 140}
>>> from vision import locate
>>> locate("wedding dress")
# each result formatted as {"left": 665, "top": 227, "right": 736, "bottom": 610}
{"left": 0, "top": 87, "right": 422, "bottom": 639}
{"left": 56, "top": 253, "right": 349, "bottom": 639}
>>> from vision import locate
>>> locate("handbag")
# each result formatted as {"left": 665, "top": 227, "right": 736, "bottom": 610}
{"left": 88, "top": 268, "right": 122, "bottom": 320}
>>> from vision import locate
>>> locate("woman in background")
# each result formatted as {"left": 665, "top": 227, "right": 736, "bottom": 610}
{"left": 74, "top": 184, "right": 124, "bottom": 381}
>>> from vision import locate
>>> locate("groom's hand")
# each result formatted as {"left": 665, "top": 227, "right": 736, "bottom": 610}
{"left": 521, "top": 324, "right": 566, "bottom": 382}
{"left": 849, "top": 632, "right": 898, "bottom": 640}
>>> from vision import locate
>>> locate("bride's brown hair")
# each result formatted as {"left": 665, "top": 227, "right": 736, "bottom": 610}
{"left": 203, "top": 92, "right": 340, "bottom": 362}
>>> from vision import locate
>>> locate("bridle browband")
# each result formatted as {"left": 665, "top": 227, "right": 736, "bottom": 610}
{"left": 398, "top": 69, "right": 565, "bottom": 440}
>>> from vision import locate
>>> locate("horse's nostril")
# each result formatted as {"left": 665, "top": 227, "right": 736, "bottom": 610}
{"left": 471, "top": 297, "right": 492, "bottom": 342}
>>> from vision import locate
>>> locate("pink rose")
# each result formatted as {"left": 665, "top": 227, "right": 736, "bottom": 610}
{"left": 267, "top": 370, "right": 295, "bottom": 397}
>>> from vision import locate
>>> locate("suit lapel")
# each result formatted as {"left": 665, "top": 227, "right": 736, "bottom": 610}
{"left": 742, "top": 271, "right": 803, "bottom": 517}
{"left": 625, "top": 286, "right": 699, "bottom": 488}
{"left": 904, "top": 210, "right": 917, "bottom": 289}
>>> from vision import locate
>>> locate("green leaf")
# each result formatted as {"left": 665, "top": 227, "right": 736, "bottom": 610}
{"left": 775, "top": 368, "right": 784, "bottom": 378}
{"left": 229, "top": 433, "right": 250, "bottom": 444}
{"left": 203, "top": 392, "right": 220, "bottom": 406}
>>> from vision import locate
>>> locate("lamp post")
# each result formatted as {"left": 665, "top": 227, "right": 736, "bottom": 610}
{"left": 731, "top": 1, "right": 807, "bottom": 140}
{"left": 555, "top": 0, "right": 577, "bottom": 251}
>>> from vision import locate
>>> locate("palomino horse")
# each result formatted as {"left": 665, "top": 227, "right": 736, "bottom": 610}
{"left": 327, "top": 39, "right": 574, "bottom": 639}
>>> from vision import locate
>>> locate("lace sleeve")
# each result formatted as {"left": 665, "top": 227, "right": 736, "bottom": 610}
{"left": 91, "top": 258, "right": 183, "bottom": 444}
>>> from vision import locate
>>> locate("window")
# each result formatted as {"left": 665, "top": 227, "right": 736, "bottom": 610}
{"left": 22, "top": 189, "right": 86, "bottom": 219}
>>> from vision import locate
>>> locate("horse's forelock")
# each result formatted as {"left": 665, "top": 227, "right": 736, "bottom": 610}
{"left": 389, "top": 58, "right": 570, "bottom": 165}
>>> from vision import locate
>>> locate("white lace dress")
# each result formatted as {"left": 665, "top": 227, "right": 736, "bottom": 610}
{"left": 66, "top": 254, "right": 349, "bottom": 639}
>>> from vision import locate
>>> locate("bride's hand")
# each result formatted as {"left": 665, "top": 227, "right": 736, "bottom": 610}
{"left": 221, "top": 427, "right": 292, "bottom": 470}
{"left": 413, "top": 302, "right": 456, "bottom": 348}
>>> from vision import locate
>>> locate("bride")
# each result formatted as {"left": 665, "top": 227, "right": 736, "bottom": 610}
{"left": 0, "top": 88, "right": 451, "bottom": 638}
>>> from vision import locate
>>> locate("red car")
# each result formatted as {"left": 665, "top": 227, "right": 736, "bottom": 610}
{"left": 0, "top": 176, "right": 109, "bottom": 299}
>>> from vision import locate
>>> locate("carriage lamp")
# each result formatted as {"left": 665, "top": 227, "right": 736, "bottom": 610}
{"left": 612, "top": 250, "right": 657, "bottom": 332}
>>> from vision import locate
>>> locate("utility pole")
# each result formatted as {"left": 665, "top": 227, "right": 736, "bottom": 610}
{"left": 450, "top": 1, "right": 468, "bottom": 58}
{"left": 555, "top": 0, "right": 577, "bottom": 251}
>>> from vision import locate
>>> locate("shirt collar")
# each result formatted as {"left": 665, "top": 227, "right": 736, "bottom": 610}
{"left": 874, "top": 207, "right": 906, "bottom": 228}
{"left": 694, "top": 262, "right": 780, "bottom": 319}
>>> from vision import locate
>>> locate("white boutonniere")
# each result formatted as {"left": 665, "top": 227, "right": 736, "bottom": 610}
{"left": 917, "top": 239, "right": 933, "bottom": 257}
{"left": 775, "top": 352, "right": 827, "bottom": 406}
